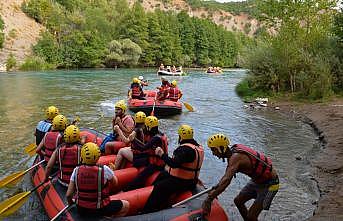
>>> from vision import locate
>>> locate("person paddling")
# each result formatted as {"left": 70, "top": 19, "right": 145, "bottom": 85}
{"left": 66, "top": 142, "right": 129, "bottom": 217}
{"left": 202, "top": 134, "right": 279, "bottom": 221}
{"left": 44, "top": 125, "right": 83, "bottom": 187}
{"left": 142, "top": 125, "right": 203, "bottom": 213}
{"left": 166, "top": 80, "right": 182, "bottom": 102}
{"left": 34, "top": 106, "right": 59, "bottom": 145}
{"left": 36, "top": 114, "right": 67, "bottom": 163}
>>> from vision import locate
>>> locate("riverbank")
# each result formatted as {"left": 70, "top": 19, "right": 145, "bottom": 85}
{"left": 271, "top": 98, "right": 343, "bottom": 220}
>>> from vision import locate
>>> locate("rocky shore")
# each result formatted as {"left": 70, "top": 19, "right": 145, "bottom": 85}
{"left": 272, "top": 98, "right": 343, "bottom": 220}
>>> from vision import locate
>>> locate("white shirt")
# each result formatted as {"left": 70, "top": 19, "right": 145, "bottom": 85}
{"left": 70, "top": 165, "right": 114, "bottom": 184}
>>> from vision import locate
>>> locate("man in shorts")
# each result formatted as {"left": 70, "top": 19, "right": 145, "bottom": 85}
{"left": 202, "top": 134, "right": 279, "bottom": 221}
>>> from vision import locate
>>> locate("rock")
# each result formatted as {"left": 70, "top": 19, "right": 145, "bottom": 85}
{"left": 296, "top": 156, "right": 302, "bottom": 160}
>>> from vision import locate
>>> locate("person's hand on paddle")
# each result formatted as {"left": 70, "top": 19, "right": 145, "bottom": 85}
{"left": 201, "top": 197, "right": 212, "bottom": 217}
{"left": 155, "top": 147, "right": 164, "bottom": 157}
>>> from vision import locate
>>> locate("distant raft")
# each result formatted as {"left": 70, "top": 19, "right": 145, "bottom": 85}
{"left": 128, "top": 90, "right": 182, "bottom": 116}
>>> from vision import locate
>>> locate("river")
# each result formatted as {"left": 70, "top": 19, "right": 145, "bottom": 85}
{"left": 0, "top": 69, "right": 319, "bottom": 221}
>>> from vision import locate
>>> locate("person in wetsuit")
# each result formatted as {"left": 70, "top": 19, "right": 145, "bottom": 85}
{"left": 142, "top": 124, "right": 204, "bottom": 213}
{"left": 202, "top": 134, "right": 279, "bottom": 221}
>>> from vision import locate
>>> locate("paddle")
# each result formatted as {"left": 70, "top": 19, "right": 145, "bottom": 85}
{"left": 150, "top": 91, "right": 158, "bottom": 116}
{"left": 50, "top": 204, "right": 75, "bottom": 221}
{"left": 24, "top": 143, "right": 37, "bottom": 156}
{"left": 0, "top": 160, "right": 45, "bottom": 188}
{"left": 25, "top": 116, "right": 81, "bottom": 156}
{"left": 0, "top": 181, "right": 48, "bottom": 217}
{"left": 172, "top": 187, "right": 213, "bottom": 208}
{"left": 181, "top": 101, "right": 194, "bottom": 112}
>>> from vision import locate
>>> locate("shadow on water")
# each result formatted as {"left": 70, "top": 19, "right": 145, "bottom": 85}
{"left": 0, "top": 69, "right": 319, "bottom": 220}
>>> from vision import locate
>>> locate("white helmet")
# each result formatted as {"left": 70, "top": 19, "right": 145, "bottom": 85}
{"left": 138, "top": 76, "right": 144, "bottom": 80}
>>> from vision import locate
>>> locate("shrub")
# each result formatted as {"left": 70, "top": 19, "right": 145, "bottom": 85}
{"left": 6, "top": 54, "right": 17, "bottom": 71}
{"left": 19, "top": 57, "right": 55, "bottom": 71}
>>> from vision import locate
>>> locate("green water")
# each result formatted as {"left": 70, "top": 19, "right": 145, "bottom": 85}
{"left": 0, "top": 69, "right": 319, "bottom": 220}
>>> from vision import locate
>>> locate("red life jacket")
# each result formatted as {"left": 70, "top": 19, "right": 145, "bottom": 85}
{"left": 166, "top": 143, "right": 204, "bottom": 180}
{"left": 75, "top": 165, "right": 110, "bottom": 209}
{"left": 131, "top": 83, "right": 142, "bottom": 97}
{"left": 57, "top": 143, "right": 81, "bottom": 186}
{"left": 120, "top": 115, "right": 135, "bottom": 137}
{"left": 168, "top": 87, "right": 181, "bottom": 101}
{"left": 131, "top": 128, "right": 146, "bottom": 155}
{"left": 147, "top": 134, "right": 168, "bottom": 167}
{"left": 232, "top": 144, "right": 273, "bottom": 183}
{"left": 43, "top": 131, "right": 63, "bottom": 162}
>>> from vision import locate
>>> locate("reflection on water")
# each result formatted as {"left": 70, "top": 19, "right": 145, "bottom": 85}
{"left": 0, "top": 69, "right": 319, "bottom": 220}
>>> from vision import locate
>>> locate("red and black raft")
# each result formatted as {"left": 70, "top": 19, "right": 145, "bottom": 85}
{"left": 128, "top": 90, "right": 182, "bottom": 117}
{"left": 30, "top": 129, "right": 229, "bottom": 221}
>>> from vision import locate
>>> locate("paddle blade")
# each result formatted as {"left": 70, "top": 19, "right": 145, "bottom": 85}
{"left": 183, "top": 102, "right": 194, "bottom": 112}
{"left": 24, "top": 143, "right": 37, "bottom": 156}
{"left": 0, "top": 191, "right": 30, "bottom": 217}
{"left": 0, "top": 171, "right": 25, "bottom": 188}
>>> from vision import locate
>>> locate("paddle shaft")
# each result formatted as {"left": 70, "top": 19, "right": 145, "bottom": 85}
{"left": 172, "top": 187, "right": 213, "bottom": 208}
{"left": 24, "top": 160, "right": 45, "bottom": 173}
{"left": 50, "top": 204, "right": 74, "bottom": 221}
{"left": 151, "top": 91, "right": 158, "bottom": 116}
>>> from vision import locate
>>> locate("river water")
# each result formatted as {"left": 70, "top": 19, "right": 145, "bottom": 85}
{"left": 0, "top": 69, "right": 320, "bottom": 221}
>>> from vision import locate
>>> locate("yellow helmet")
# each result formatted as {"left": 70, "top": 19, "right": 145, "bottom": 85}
{"left": 171, "top": 80, "right": 177, "bottom": 87}
{"left": 135, "top": 111, "right": 146, "bottom": 124}
{"left": 45, "top": 106, "right": 59, "bottom": 120}
{"left": 145, "top": 116, "right": 158, "bottom": 131}
{"left": 207, "top": 134, "right": 230, "bottom": 153}
{"left": 81, "top": 142, "right": 101, "bottom": 165}
{"left": 133, "top": 77, "right": 139, "bottom": 83}
{"left": 52, "top": 115, "right": 68, "bottom": 131}
{"left": 178, "top": 124, "right": 194, "bottom": 140}
{"left": 64, "top": 125, "right": 80, "bottom": 143}
{"left": 115, "top": 100, "right": 127, "bottom": 112}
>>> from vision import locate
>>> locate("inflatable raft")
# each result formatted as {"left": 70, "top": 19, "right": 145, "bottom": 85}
{"left": 128, "top": 90, "right": 182, "bottom": 116}
{"left": 30, "top": 129, "right": 229, "bottom": 221}
{"left": 157, "top": 70, "right": 184, "bottom": 76}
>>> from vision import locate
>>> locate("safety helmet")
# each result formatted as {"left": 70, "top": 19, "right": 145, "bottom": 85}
{"left": 52, "top": 115, "right": 68, "bottom": 131}
{"left": 64, "top": 125, "right": 80, "bottom": 143}
{"left": 45, "top": 106, "right": 59, "bottom": 120}
{"left": 135, "top": 111, "right": 146, "bottom": 124}
{"left": 138, "top": 76, "right": 144, "bottom": 81}
{"left": 133, "top": 77, "right": 139, "bottom": 83}
{"left": 207, "top": 134, "right": 230, "bottom": 153}
{"left": 145, "top": 116, "right": 158, "bottom": 131}
{"left": 171, "top": 80, "right": 177, "bottom": 87}
{"left": 80, "top": 142, "right": 101, "bottom": 165}
{"left": 178, "top": 124, "right": 194, "bottom": 140}
{"left": 115, "top": 100, "right": 127, "bottom": 112}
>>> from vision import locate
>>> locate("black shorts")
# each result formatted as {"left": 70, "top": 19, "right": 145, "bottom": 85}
{"left": 132, "top": 153, "right": 149, "bottom": 167}
{"left": 77, "top": 200, "right": 123, "bottom": 217}
{"left": 239, "top": 177, "right": 279, "bottom": 210}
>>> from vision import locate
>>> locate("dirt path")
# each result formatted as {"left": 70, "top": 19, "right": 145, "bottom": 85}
{"left": 273, "top": 99, "right": 343, "bottom": 220}
{"left": 0, "top": 0, "right": 44, "bottom": 66}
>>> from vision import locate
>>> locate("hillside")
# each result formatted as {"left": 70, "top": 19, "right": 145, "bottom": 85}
{"left": 0, "top": 0, "right": 44, "bottom": 69}
{"left": 0, "top": 0, "right": 257, "bottom": 69}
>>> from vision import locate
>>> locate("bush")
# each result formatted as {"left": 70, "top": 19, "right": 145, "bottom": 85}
{"left": 19, "top": 57, "right": 55, "bottom": 71}
{"left": 6, "top": 54, "right": 17, "bottom": 71}
{"left": 0, "top": 16, "right": 4, "bottom": 48}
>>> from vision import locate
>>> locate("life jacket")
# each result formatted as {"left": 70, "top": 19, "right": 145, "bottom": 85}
{"left": 166, "top": 143, "right": 204, "bottom": 180}
{"left": 232, "top": 144, "right": 273, "bottom": 183}
{"left": 147, "top": 134, "right": 168, "bottom": 167}
{"left": 131, "top": 83, "right": 142, "bottom": 97}
{"left": 168, "top": 87, "right": 181, "bottom": 101}
{"left": 120, "top": 115, "right": 135, "bottom": 137}
{"left": 57, "top": 143, "right": 81, "bottom": 186}
{"left": 43, "top": 131, "right": 63, "bottom": 163}
{"left": 131, "top": 128, "right": 145, "bottom": 154}
{"left": 35, "top": 120, "right": 52, "bottom": 145}
{"left": 158, "top": 85, "right": 169, "bottom": 99}
{"left": 75, "top": 165, "right": 110, "bottom": 209}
